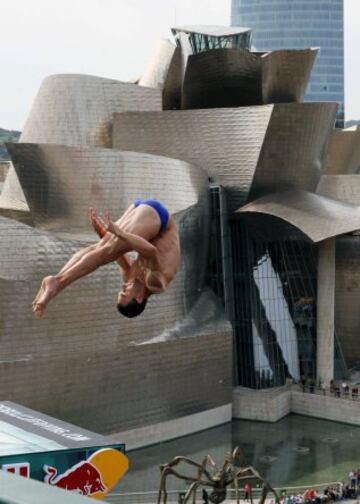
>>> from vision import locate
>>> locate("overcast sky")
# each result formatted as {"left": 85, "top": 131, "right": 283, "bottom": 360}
{"left": 0, "top": 0, "right": 359, "bottom": 130}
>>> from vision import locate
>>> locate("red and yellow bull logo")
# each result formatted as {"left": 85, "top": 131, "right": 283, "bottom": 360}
{"left": 43, "top": 448, "right": 128, "bottom": 499}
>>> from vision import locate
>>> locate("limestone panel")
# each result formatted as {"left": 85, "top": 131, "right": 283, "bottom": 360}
{"left": 335, "top": 236, "right": 360, "bottom": 368}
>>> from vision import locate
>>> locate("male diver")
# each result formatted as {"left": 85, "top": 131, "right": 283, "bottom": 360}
{"left": 32, "top": 199, "right": 181, "bottom": 318}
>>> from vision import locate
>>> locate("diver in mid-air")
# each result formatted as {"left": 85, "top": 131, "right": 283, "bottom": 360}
{"left": 32, "top": 199, "right": 181, "bottom": 318}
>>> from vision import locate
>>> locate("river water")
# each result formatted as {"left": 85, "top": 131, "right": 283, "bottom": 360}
{"left": 109, "top": 414, "right": 360, "bottom": 501}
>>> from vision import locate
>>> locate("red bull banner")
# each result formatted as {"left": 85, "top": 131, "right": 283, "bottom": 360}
{"left": 43, "top": 448, "right": 129, "bottom": 499}
{"left": 0, "top": 402, "right": 129, "bottom": 500}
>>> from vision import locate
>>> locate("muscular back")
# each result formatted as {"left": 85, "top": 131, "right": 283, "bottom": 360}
{"left": 147, "top": 217, "right": 181, "bottom": 285}
{"left": 116, "top": 207, "right": 181, "bottom": 292}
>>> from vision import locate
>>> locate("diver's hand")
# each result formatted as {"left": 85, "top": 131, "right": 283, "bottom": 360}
{"left": 89, "top": 208, "right": 108, "bottom": 238}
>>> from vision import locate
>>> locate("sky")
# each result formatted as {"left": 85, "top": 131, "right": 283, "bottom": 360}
{"left": 0, "top": 0, "right": 359, "bottom": 131}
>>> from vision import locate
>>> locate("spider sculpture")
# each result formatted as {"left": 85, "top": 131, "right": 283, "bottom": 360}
{"left": 157, "top": 447, "right": 280, "bottom": 504}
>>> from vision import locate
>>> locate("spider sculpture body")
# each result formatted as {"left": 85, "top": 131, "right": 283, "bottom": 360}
{"left": 157, "top": 447, "right": 280, "bottom": 504}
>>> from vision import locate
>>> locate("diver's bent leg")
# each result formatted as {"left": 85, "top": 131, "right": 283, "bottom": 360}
{"left": 33, "top": 243, "right": 99, "bottom": 307}
{"left": 56, "top": 239, "right": 122, "bottom": 289}
{"left": 58, "top": 244, "right": 97, "bottom": 275}
{"left": 58, "top": 232, "right": 113, "bottom": 276}
{"left": 33, "top": 240, "right": 125, "bottom": 317}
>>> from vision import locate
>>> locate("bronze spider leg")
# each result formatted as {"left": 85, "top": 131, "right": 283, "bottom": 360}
{"left": 183, "top": 455, "right": 210, "bottom": 504}
{"left": 184, "top": 481, "right": 202, "bottom": 504}
{"left": 157, "top": 459, "right": 214, "bottom": 504}
{"left": 259, "top": 480, "right": 281, "bottom": 504}
{"left": 233, "top": 474, "right": 240, "bottom": 504}
{"left": 234, "top": 466, "right": 280, "bottom": 504}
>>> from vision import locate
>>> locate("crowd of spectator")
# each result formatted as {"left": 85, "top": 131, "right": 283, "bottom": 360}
{"left": 282, "top": 471, "right": 360, "bottom": 504}
{"left": 299, "top": 378, "right": 359, "bottom": 400}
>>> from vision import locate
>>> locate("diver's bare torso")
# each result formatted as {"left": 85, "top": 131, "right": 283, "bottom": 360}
{"left": 125, "top": 219, "right": 180, "bottom": 289}
{"left": 115, "top": 206, "right": 180, "bottom": 291}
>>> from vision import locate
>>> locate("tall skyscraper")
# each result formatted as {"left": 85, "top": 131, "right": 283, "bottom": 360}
{"left": 231, "top": 0, "right": 344, "bottom": 127}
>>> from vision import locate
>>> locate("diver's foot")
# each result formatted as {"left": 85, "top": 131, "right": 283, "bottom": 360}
{"left": 32, "top": 276, "right": 61, "bottom": 318}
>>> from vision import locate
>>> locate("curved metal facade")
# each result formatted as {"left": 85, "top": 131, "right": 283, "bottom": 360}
{"left": 261, "top": 48, "right": 318, "bottom": 104}
{"left": 0, "top": 75, "right": 162, "bottom": 218}
{"left": 21, "top": 74, "right": 162, "bottom": 147}
{"left": 182, "top": 48, "right": 317, "bottom": 110}
{"left": 317, "top": 174, "right": 360, "bottom": 206}
{"left": 325, "top": 130, "right": 360, "bottom": 175}
{"left": 138, "top": 39, "right": 182, "bottom": 110}
{"left": 113, "top": 103, "right": 337, "bottom": 211}
{"left": 113, "top": 106, "right": 273, "bottom": 210}
{"left": 0, "top": 188, "right": 231, "bottom": 433}
{"left": 238, "top": 190, "right": 360, "bottom": 243}
{"left": 7, "top": 143, "right": 207, "bottom": 233}
{"left": 0, "top": 214, "right": 231, "bottom": 431}
{"left": 231, "top": 0, "right": 345, "bottom": 127}
{"left": 2, "top": 20, "right": 359, "bottom": 426}
{"left": 248, "top": 103, "right": 337, "bottom": 201}
{"left": 182, "top": 49, "right": 262, "bottom": 108}
{"left": 0, "top": 71, "right": 233, "bottom": 435}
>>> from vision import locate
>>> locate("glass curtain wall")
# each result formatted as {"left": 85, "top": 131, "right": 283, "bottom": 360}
{"left": 172, "top": 30, "right": 252, "bottom": 55}
{"left": 230, "top": 221, "right": 317, "bottom": 388}
{"left": 207, "top": 188, "right": 348, "bottom": 388}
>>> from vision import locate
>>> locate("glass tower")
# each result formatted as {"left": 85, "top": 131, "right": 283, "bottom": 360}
{"left": 231, "top": 0, "right": 344, "bottom": 127}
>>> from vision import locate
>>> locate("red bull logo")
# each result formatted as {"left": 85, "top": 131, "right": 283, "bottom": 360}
{"left": 2, "top": 462, "right": 30, "bottom": 478}
{"left": 44, "top": 461, "right": 107, "bottom": 496}
{"left": 43, "top": 448, "right": 129, "bottom": 500}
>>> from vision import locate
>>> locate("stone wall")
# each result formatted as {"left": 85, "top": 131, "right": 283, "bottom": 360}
{"left": 233, "top": 385, "right": 360, "bottom": 426}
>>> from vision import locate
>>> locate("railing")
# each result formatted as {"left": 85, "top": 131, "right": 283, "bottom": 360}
{"left": 105, "top": 482, "right": 344, "bottom": 503}
{"left": 292, "top": 383, "right": 360, "bottom": 401}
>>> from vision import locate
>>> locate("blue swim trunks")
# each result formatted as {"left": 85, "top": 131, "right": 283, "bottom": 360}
{"left": 134, "top": 199, "right": 169, "bottom": 231}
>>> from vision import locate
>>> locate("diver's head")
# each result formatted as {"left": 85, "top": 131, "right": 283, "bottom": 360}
{"left": 117, "top": 280, "right": 149, "bottom": 318}
{"left": 117, "top": 297, "right": 148, "bottom": 318}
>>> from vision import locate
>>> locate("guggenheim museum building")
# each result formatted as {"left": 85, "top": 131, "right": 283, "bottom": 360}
{"left": 0, "top": 22, "right": 359, "bottom": 448}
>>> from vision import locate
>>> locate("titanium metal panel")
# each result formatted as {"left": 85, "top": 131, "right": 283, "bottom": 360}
{"left": 0, "top": 218, "right": 231, "bottom": 433}
{"left": 261, "top": 48, "right": 318, "bottom": 104}
{"left": 325, "top": 130, "right": 360, "bottom": 174}
{"left": 237, "top": 190, "right": 360, "bottom": 243}
{"left": 0, "top": 75, "right": 162, "bottom": 218}
{"left": 20, "top": 74, "right": 162, "bottom": 147}
{"left": 182, "top": 49, "right": 262, "bottom": 109}
{"left": 0, "top": 163, "right": 32, "bottom": 223}
{"left": 248, "top": 103, "right": 337, "bottom": 201}
{"left": 317, "top": 174, "right": 360, "bottom": 206}
{"left": 113, "top": 106, "right": 274, "bottom": 211}
{"left": 139, "top": 39, "right": 178, "bottom": 89}
{"left": 7, "top": 143, "right": 207, "bottom": 234}
{"left": 0, "top": 213, "right": 231, "bottom": 432}
{"left": 335, "top": 236, "right": 360, "bottom": 368}
{"left": 138, "top": 39, "right": 182, "bottom": 110}
{"left": 182, "top": 48, "right": 317, "bottom": 110}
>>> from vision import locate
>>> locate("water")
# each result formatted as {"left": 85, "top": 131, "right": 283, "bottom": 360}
{"left": 109, "top": 415, "right": 360, "bottom": 501}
